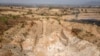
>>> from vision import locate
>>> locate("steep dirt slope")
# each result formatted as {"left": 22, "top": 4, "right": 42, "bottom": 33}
{"left": 0, "top": 18, "right": 100, "bottom": 56}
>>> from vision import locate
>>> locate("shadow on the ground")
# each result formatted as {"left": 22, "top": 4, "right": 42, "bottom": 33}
{"left": 66, "top": 19, "right": 100, "bottom": 26}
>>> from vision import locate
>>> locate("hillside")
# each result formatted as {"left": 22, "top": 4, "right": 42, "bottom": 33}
{"left": 0, "top": 6, "right": 100, "bottom": 56}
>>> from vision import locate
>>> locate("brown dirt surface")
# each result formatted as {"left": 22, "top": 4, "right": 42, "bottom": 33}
{"left": 0, "top": 6, "right": 100, "bottom": 56}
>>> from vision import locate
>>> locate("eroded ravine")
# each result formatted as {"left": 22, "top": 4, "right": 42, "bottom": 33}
{"left": 0, "top": 18, "right": 100, "bottom": 56}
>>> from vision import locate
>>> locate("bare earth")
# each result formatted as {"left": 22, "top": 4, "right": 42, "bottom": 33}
{"left": 0, "top": 6, "right": 100, "bottom": 56}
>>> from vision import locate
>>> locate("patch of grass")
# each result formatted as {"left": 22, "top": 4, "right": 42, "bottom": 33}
{"left": 12, "top": 15, "right": 20, "bottom": 19}
{"left": 0, "top": 15, "right": 20, "bottom": 24}
{"left": 0, "top": 16, "right": 8, "bottom": 23}
{"left": 7, "top": 14, "right": 20, "bottom": 19}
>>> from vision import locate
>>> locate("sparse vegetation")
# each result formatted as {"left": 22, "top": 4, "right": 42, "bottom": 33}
{"left": 27, "top": 10, "right": 33, "bottom": 14}
{"left": 72, "top": 9, "right": 80, "bottom": 19}
{"left": 0, "top": 16, "right": 8, "bottom": 23}
{"left": 0, "top": 6, "right": 100, "bottom": 56}
{"left": 0, "top": 15, "right": 24, "bottom": 35}
{"left": 9, "top": 15, "right": 20, "bottom": 19}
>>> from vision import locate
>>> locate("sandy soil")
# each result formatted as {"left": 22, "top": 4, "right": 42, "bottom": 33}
{"left": 0, "top": 6, "right": 100, "bottom": 56}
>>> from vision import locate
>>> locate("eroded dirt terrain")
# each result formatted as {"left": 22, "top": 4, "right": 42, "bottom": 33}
{"left": 0, "top": 6, "right": 100, "bottom": 56}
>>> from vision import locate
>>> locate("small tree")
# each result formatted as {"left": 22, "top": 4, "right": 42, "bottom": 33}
{"left": 73, "top": 8, "right": 80, "bottom": 20}
{"left": 84, "top": 9, "right": 87, "bottom": 13}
